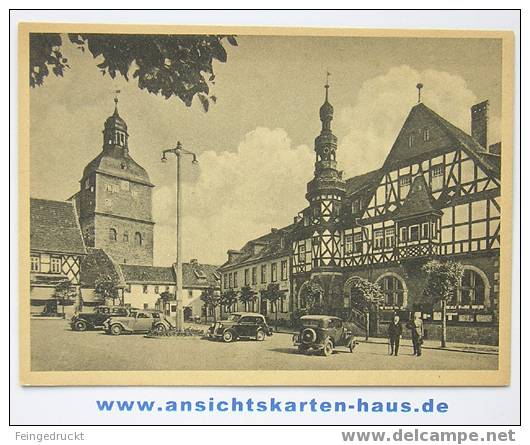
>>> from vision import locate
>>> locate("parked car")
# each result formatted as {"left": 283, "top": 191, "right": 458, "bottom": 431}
{"left": 104, "top": 309, "right": 173, "bottom": 335}
{"left": 70, "top": 305, "right": 130, "bottom": 331}
{"left": 208, "top": 312, "right": 273, "bottom": 342}
{"left": 292, "top": 315, "right": 357, "bottom": 356}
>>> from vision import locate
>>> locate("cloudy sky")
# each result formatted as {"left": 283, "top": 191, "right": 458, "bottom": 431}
{"left": 30, "top": 34, "right": 502, "bottom": 266}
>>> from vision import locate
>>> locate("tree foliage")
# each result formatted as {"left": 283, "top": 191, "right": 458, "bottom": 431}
{"left": 349, "top": 277, "right": 384, "bottom": 311}
{"left": 29, "top": 33, "right": 238, "bottom": 111}
{"left": 422, "top": 260, "right": 464, "bottom": 304}
{"left": 200, "top": 286, "right": 220, "bottom": 321}
{"left": 94, "top": 274, "right": 120, "bottom": 305}
{"left": 238, "top": 285, "right": 256, "bottom": 311}
{"left": 220, "top": 289, "right": 238, "bottom": 312}
{"left": 261, "top": 283, "right": 283, "bottom": 329}
{"left": 299, "top": 279, "right": 323, "bottom": 311}
{"left": 52, "top": 279, "right": 77, "bottom": 304}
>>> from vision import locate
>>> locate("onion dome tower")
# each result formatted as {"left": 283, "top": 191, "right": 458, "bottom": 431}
{"left": 305, "top": 77, "right": 346, "bottom": 270}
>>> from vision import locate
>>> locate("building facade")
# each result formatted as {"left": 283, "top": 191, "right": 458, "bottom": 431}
{"left": 290, "top": 85, "right": 501, "bottom": 324}
{"left": 219, "top": 227, "right": 292, "bottom": 320}
{"left": 72, "top": 98, "right": 154, "bottom": 266}
{"left": 30, "top": 198, "right": 87, "bottom": 313}
{"left": 119, "top": 260, "right": 221, "bottom": 320}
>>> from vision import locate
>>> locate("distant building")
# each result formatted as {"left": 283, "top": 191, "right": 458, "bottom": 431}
{"left": 80, "top": 254, "right": 220, "bottom": 319}
{"left": 218, "top": 227, "right": 292, "bottom": 320}
{"left": 30, "top": 198, "right": 87, "bottom": 313}
{"left": 71, "top": 98, "right": 155, "bottom": 266}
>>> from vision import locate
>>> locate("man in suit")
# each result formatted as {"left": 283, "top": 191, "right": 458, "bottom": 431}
{"left": 387, "top": 314, "right": 403, "bottom": 356}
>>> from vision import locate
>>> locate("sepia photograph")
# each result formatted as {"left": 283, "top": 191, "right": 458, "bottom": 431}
{"left": 19, "top": 24, "right": 514, "bottom": 386}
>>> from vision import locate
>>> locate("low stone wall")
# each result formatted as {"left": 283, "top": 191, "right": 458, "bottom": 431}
{"left": 377, "top": 321, "right": 499, "bottom": 346}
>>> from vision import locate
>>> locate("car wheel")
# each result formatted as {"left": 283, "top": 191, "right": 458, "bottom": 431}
{"left": 322, "top": 339, "right": 334, "bottom": 357}
{"left": 256, "top": 330, "right": 266, "bottom": 341}
{"left": 110, "top": 324, "right": 123, "bottom": 336}
{"left": 154, "top": 324, "right": 167, "bottom": 334}
{"left": 73, "top": 320, "right": 87, "bottom": 332}
{"left": 222, "top": 330, "right": 234, "bottom": 343}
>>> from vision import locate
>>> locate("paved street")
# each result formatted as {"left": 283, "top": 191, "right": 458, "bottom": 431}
{"left": 31, "top": 319, "right": 498, "bottom": 372}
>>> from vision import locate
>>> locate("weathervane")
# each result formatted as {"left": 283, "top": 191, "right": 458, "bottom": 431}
{"left": 325, "top": 70, "right": 331, "bottom": 100}
{"left": 113, "top": 89, "right": 121, "bottom": 110}
{"left": 416, "top": 83, "right": 423, "bottom": 103}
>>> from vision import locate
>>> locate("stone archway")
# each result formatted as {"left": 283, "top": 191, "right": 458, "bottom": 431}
{"left": 375, "top": 272, "right": 409, "bottom": 309}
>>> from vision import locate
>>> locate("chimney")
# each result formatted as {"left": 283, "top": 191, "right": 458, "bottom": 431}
{"left": 471, "top": 100, "right": 489, "bottom": 148}
{"left": 271, "top": 228, "right": 278, "bottom": 234}
{"left": 190, "top": 258, "right": 198, "bottom": 265}
{"left": 489, "top": 142, "right": 501, "bottom": 156}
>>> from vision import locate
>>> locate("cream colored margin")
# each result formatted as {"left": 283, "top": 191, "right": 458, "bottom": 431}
{"left": 18, "top": 23, "right": 515, "bottom": 386}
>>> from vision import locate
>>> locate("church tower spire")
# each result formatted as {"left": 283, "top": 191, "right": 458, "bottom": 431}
{"left": 102, "top": 92, "right": 129, "bottom": 155}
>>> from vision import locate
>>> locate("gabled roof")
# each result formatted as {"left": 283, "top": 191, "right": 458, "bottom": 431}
{"left": 118, "top": 262, "right": 220, "bottom": 288}
{"left": 383, "top": 102, "right": 500, "bottom": 178}
{"left": 393, "top": 175, "right": 441, "bottom": 221}
{"left": 219, "top": 224, "right": 294, "bottom": 270}
{"left": 30, "top": 198, "right": 87, "bottom": 255}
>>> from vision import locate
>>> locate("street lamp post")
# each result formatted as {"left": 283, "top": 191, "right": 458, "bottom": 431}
{"left": 161, "top": 141, "right": 198, "bottom": 331}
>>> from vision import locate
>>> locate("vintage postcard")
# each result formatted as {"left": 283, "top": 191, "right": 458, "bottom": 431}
{"left": 19, "top": 23, "right": 514, "bottom": 386}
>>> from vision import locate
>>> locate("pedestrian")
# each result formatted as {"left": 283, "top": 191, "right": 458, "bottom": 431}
{"left": 407, "top": 312, "right": 424, "bottom": 356}
{"left": 387, "top": 314, "right": 402, "bottom": 356}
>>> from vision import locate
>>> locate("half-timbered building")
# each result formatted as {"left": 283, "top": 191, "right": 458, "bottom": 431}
{"left": 291, "top": 84, "right": 501, "bottom": 325}
{"left": 30, "top": 198, "right": 87, "bottom": 314}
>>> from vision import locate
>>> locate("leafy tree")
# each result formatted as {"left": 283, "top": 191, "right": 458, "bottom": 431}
{"left": 29, "top": 33, "right": 238, "bottom": 111}
{"left": 220, "top": 289, "right": 238, "bottom": 318}
{"left": 52, "top": 279, "right": 78, "bottom": 315}
{"left": 261, "top": 283, "right": 283, "bottom": 331}
{"left": 238, "top": 285, "right": 256, "bottom": 312}
{"left": 422, "top": 260, "right": 464, "bottom": 348}
{"left": 159, "top": 290, "right": 174, "bottom": 301}
{"left": 349, "top": 277, "right": 384, "bottom": 312}
{"left": 200, "top": 286, "right": 220, "bottom": 322}
{"left": 299, "top": 279, "right": 323, "bottom": 312}
{"left": 347, "top": 277, "right": 384, "bottom": 339}
{"left": 94, "top": 274, "right": 120, "bottom": 306}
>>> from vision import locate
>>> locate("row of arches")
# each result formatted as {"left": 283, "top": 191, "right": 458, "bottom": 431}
{"left": 298, "top": 265, "right": 491, "bottom": 310}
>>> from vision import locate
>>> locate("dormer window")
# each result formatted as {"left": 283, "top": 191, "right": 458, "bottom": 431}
{"left": 408, "top": 134, "right": 415, "bottom": 148}
{"left": 423, "top": 128, "right": 430, "bottom": 141}
{"left": 352, "top": 198, "right": 362, "bottom": 214}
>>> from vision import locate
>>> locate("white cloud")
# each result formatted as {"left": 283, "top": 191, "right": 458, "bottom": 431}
{"left": 153, "top": 127, "right": 313, "bottom": 265}
{"left": 336, "top": 65, "right": 479, "bottom": 178}
{"left": 152, "top": 66, "right": 495, "bottom": 267}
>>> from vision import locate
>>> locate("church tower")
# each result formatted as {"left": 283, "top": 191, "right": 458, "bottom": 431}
{"left": 305, "top": 79, "right": 346, "bottom": 272}
{"left": 74, "top": 97, "right": 154, "bottom": 266}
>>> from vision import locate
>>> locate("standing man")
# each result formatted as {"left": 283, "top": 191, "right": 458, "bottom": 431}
{"left": 407, "top": 312, "right": 424, "bottom": 356}
{"left": 387, "top": 314, "right": 402, "bottom": 356}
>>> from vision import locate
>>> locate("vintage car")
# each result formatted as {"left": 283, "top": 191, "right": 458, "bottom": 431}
{"left": 292, "top": 315, "right": 357, "bottom": 356}
{"left": 208, "top": 312, "right": 273, "bottom": 342}
{"left": 103, "top": 309, "right": 173, "bottom": 335}
{"left": 70, "top": 305, "right": 130, "bottom": 331}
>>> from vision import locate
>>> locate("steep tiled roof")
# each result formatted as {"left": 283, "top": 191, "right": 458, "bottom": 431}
{"left": 30, "top": 198, "right": 87, "bottom": 255}
{"left": 120, "top": 264, "right": 175, "bottom": 284}
{"left": 219, "top": 225, "right": 294, "bottom": 270}
{"left": 383, "top": 103, "right": 500, "bottom": 178}
{"left": 393, "top": 175, "right": 441, "bottom": 221}
{"left": 80, "top": 248, "right": 126, "bottom": 288}
{"left": 119, "top": 262, "right": 220, "bottom": 288}
{"left": 345, "top": 169, "right": 382, "bottom": 196}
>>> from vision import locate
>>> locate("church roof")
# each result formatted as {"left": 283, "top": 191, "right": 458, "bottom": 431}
{"left": 83, "top": 148, "right": 153, "bottom": 186}
{"left": 30, "top": 198, "right": 87, "bottom": 255}
{"left": 383, "top": 102, "right": 500, "bottom": 178}
{"left": 393, "top": 175, "right": 441, "bottom": 221}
